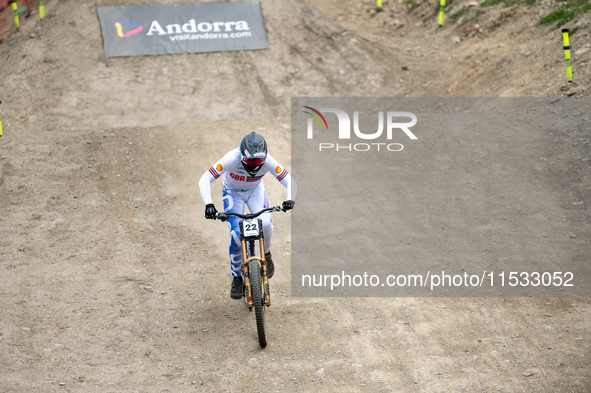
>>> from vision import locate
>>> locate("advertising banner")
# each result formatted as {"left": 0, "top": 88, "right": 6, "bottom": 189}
{"left": 97, "top": 2, "right": 269, "bottom": 58}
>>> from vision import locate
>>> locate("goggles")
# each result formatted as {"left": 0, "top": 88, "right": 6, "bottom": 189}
{"left": 242, "top": 157, "right": 265, "bottom": 166}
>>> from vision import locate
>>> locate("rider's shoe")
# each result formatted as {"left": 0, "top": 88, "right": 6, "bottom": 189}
{"left": 265, "top": 251, "right": 274, "bottom": 279}
{"left": 230, "top": 276, "right": 243, "bottom": 299}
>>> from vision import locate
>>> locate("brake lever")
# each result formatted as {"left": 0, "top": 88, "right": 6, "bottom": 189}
{"left": 217, "top": 213, "right": 228, "bottom": 222}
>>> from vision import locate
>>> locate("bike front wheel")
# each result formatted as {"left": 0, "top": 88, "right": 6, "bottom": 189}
{"left": 249, "top": 259, "right": 267, "bottom": 347}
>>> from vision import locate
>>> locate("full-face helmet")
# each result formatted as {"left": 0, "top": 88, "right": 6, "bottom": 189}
{"left": 239, "top": 131, "right": 267, "bottom": 176}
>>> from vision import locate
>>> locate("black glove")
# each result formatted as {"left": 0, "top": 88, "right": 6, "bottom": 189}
{"left": 205, "top": 203, "right": 217, "bottom": 219}
{"left": 282, "top": 200, "right": 295, "bottom": 211}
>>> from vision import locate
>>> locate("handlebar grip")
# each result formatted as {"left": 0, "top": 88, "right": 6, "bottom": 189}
{"left": 216, "top": 213, "right": 228, "bottom": 222}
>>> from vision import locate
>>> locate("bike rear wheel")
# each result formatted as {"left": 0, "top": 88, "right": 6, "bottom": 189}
{"left": 249, "top": 259, "right": 267, "bottom": 347}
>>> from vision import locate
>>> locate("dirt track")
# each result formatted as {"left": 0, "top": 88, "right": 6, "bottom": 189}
{"left": 0, "top": 0, "right": 590, "bottom": 392}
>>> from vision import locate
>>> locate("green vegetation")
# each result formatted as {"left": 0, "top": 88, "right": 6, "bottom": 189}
{"left": 410, "top": 0, "right": 589, "bottom": 31}
{"left": 538, "top": 0, "right": 591, "bottom": 28}
{"left": 404, "top": 0, "right": 417, "bottom": 11}
{"left": 450, "top": 6, "right": 471, "bottom": 23}
{"left": 473, "top": 0, "right": 589, "bottom": 29}
{"left": 460, "top": 9, "right": 486, "bottom": 25}
{"left": 433, "top": 1, "right": 444, "bottom": 15}
{"left": 480, "top": 0, "right": 536, "bottom": 8}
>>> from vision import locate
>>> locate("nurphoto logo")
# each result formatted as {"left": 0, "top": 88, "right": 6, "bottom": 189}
{"left": 302, "top": 106, "right": 418, "bottom": 152}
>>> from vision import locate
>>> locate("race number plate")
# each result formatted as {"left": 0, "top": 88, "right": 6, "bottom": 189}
{"left": 243, "top": 219, "right": 260, "bottom": 237}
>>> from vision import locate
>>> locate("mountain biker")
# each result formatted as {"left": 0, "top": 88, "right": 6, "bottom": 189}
{"left": 199, "top": 131, "right": 296, "bottom": 299}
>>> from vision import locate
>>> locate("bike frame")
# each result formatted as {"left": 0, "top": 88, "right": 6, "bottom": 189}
{"left": 239, "top": 220, "right": 270, "bottom": 309}
{"left": 217, "top": 206, "right": 282, "bottom": 308}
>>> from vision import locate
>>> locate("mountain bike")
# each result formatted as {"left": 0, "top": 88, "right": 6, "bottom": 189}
{"left": 216, "top": 205, "right": 285, "bottom": 347}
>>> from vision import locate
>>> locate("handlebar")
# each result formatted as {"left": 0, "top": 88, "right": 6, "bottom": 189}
{"left": 215, "top": 205, "right": 285, "bottom": 222}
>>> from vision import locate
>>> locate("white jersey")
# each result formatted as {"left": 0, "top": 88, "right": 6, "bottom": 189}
{"left": 199, "top": 148, "right": 294, "bottom": 205}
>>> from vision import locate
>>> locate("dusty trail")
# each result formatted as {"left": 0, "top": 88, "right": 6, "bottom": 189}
{"left": 0, "top": 0, "right": 590, "bottom": 392}
{"left": 309, "top": 0, "right": 591, "bottom": 98}
{"left": 0, "top": 0, "right": 405, "bottom": 135}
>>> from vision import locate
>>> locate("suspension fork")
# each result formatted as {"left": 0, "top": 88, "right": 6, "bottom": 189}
{"left": 241, "top": 240, "right": 253, "bottom": 308}
{"left": 259, "top": 238, "right": 271, "bottom": 307}
{"left": 241, "top": 238, "right": 271, "bottom": 308}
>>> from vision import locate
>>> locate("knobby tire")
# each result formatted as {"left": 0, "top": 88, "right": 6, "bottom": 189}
{"left": 249, "top": 259, "right": 267, "bottom": 347}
